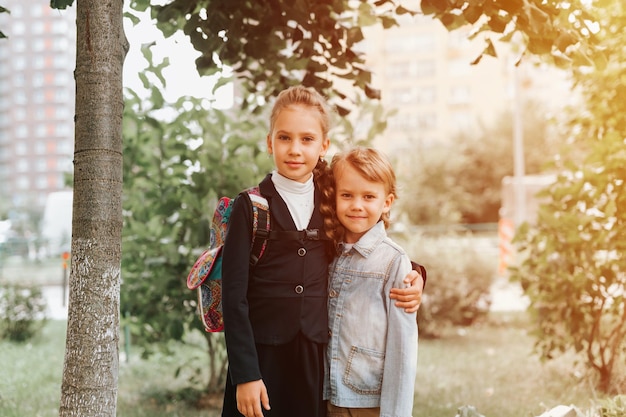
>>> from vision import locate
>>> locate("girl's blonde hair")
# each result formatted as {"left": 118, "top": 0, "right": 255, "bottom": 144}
{"left": 268, "top": 85, "right": 332, "bottom": 138}
{"left": 323, "top": 147, "right": 398, "bottom": 249}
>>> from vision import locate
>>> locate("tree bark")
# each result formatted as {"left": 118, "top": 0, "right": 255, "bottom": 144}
{"left": 59, "top": 0, "right": 127, "bottom": 415}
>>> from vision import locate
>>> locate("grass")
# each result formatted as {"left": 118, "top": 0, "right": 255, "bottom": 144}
{"left": 414, "top": 313, "right": 599, "bottom": 417}
{"left": 1, "top": 313, "right": 606, "bottom": 417}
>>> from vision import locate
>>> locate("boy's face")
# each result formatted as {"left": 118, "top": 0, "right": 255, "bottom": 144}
{"left": 266, "top": 104, "right": 329, "bottom": 183}
{"left": 334, "top": 163, "right": 394, "bottom": 244}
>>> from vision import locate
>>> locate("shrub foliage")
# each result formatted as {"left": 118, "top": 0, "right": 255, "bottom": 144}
{"left": 0, "top": 284, "right": 47, "bottom": 342}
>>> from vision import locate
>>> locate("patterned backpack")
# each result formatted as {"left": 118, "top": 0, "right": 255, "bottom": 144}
{"left": 186, "top": 186, "right": 270, "bottom": 332}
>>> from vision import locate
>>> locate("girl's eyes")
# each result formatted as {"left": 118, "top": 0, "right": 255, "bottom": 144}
{"left": 276, "top": 134, "right": 315, "bottom": 142}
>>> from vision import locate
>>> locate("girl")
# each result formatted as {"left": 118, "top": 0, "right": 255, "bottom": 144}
{"left": 221, "top": 86, "right": 422, "bottom": 417}
{"left": 324, "top": 147, "right": 418, "bottom": 417}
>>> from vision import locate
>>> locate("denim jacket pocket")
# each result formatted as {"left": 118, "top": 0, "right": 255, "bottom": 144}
{"left": 342, "top": 345, "right": 384, "bottom": 395}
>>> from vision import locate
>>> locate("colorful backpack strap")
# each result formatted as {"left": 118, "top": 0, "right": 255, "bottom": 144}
{"left": 245, "top": 186, "right": 270, "bottom": 266}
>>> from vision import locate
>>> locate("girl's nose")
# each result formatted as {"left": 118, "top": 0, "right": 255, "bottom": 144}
{"left": 288, "top": 140, "right": 302, "bottom": 155}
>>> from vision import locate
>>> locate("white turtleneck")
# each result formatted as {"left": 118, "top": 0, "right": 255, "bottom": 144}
{"left": 271, "top": 170, "right": 315, "bottom": 230}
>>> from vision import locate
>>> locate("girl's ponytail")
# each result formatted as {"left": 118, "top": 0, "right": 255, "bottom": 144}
{"left": 314, "top": 158, "right": 343, "bottom": 258}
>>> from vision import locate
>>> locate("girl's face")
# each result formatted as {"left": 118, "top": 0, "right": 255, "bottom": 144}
{"left": 267, "top": 104, "right": 330, "bottom": 183}
{"left": 334, "top": 163, "right": 394, "bottom": 244}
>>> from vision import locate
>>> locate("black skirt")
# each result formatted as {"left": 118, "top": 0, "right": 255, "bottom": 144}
{"left": 222, "top": 332, "right": 327, "bottom": 417}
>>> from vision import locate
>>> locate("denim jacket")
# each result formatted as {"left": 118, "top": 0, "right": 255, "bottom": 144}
{"left": 323, "top": 221, "right": 418, "bottom": 417}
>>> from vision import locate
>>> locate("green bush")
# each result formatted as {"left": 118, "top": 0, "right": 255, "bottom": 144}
{"left": 596, "top": 395, "right": 626, "bottom": 417}
{"left": 396, "top": 232, "right": 496, "bottom": 338}
{"left": 0, "top": 284, "right": 47, "bottom": 342}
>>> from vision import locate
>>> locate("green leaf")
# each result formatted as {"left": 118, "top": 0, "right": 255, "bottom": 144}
{"left": 526, "top": 36, "right": 553, "bottom": 55}
{"left": 554, "top": 30, "right": 577, "bottom": 52}
{"left": 124, "top": 11, "right": 141, "bottom": 27}
{"left": 420, "top": 0, "right": 439, "bottom": 15}
{"left": 462, "top": 5, "right": 483, "bottom": 25}
{"left": 487, "top": 14, "right": 508, "bottom": 33}
{"left": 483, "top": 39, "right": 497, "bottom": 58}
{"left": 364, "top": 84, "right": 381, "bottom": 100}
{"left": 50, "top": 0, "right": 74, "bottom": 10}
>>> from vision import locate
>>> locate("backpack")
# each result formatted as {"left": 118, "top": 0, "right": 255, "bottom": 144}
{"left": 186, "top": 186, "right": 270, "bottom": 332}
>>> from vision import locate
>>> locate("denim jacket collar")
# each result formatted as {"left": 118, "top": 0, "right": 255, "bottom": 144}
{"left": 340, "top": 221, "right": 386, "bottom": 258}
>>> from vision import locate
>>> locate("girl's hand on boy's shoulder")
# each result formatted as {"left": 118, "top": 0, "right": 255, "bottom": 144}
{"left": 389, "top": 269, "right": 424, "bottom": 313}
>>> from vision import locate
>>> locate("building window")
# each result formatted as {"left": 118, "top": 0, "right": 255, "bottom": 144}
{"left": 412, "top": 34, "right": 436, "bottom": 53}
{"left": 33, "top": 56, "right": 45, "bottom": 68}
{"left": 34, "top": 90, "right": 45, "bottom": 103}
{"left": 413, "top": 60, "right": 435, "bottom": 77}
{"left": 12, "top": 38, "right": 26, "bottom": 52}
{"left": 14, "top": 73, "right": 25, "bottom": 87}
{"left": 59, "top": 140, "right": 73, "bottom": 154}
{"left": 416, "top": 112, "right": 437, "bottom": 130}
{"left": 448, "top": 58, "right": 470, "bottom": 77}
{"left": 33, "top": 22, "right": 45, "bottom": 34}
{"left": 449, "top": 85, "right": 471, "bottom": 104}
{"left": 36, "top": 158, "right": 47, "bottom": 172}
{"left": 16, "top": 159, "right": 29, "bottom": 173}
{"left": 35, "top": 141, "right": 46, "bottom": 155}
{"left": 15, "top": 142, "right": 28, "bottom": 155}
{"left": 55, "top": 71, "right": 71, "bottom": 86}
{"left": 36, "top": 175, "right": 48, "bottom": 190}
{"left": 14, "top": 56, "right": 27, "bottom": 70}
{"left": 33, "top": 73, "right": 44, "bottom": 87}
{"left": 12, "top": 22, "right": 25, "bottom": 35}
{"left": 32, "top": 4, "right": 44, "bottom": 17}
{"left": 16, "top": 176, "right": 29, "bottom": 190}
{"left": 56, "top": 89, "right": 70, "bottom": 102}
{"left": 56, "top": 106, "right": 71, "bottom": 119}
{"left": 36, "top": 125, "right": 47, "bottom": 137}
{"left": 416, "top": 86, "right": 436, "bottom": 104}
{"left": 52, "top": 20, "right": 68, "bottom": 34}
{"left": 33, "top": 38, "right": 46, "bottom": 52}
{"left": 450, "top": 111, "right": 475, "bottom": 132}
{"left": 14, "top": 108, "right": 27, "bottom": 120}
{"left": 15, "top": 125, "right": 28, "bottom": 139}
{"left": 56, "top": 123, "right": 71, "bottom": 136}
{"left": 11, "top": 4, "right": 23, "bottom": 17}
{"left": 53, "top": 55, "right": 69, "bottom": 68}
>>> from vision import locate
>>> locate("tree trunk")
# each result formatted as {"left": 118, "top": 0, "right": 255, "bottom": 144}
{"left": 59, "top": 0, "right": 127, "bottom": 415}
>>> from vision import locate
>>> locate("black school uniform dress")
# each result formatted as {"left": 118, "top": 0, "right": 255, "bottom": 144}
{"left": 221, "top": 173, "right": 330, "bottom": 417}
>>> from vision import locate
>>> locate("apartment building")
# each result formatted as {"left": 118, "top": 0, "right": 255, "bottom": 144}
{"left": 361, "top": 13, "right": 573, "bottom": 154}
{"left": 0, "top": 0, "right": 75, "bottom": 210}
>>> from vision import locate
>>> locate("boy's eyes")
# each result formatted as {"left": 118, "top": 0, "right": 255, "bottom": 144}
{"left": 338, "top": 193, "right": 376, "bottom": 199}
